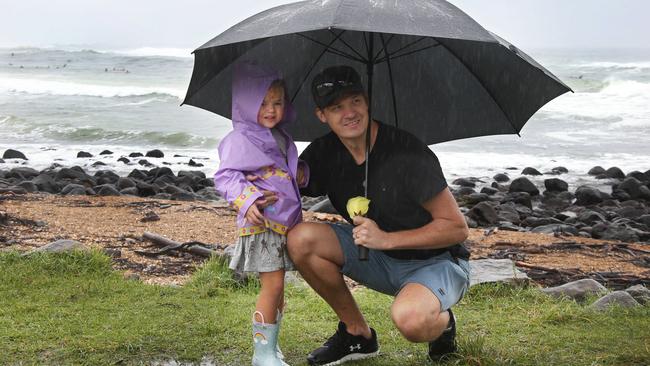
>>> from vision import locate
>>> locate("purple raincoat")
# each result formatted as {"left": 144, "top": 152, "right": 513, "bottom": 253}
{"left": 214, "top": 62, "right": 307, "bottom": 237}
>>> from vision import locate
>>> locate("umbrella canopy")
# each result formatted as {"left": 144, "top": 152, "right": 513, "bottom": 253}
{"left": 183, "top": 0, "right": 571, "bottom": 144}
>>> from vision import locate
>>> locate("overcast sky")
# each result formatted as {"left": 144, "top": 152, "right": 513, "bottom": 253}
{"left": 1, "top": 0, "right": 649, "bottom": 50}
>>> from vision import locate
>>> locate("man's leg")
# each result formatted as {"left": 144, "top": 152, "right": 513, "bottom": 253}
{"left": 390, "top": 283, "right": 449, "bottom": 342}
{"left": 287, "top": 222, "right": 371, "bottom": 338}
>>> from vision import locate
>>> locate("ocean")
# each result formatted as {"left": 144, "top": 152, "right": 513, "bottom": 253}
{"left": 1, "top": 46, "right": 649, "bottom": 191}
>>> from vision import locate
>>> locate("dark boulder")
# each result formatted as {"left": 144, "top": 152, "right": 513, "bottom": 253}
{"left": 8, "top": 167, "right": 39, "bottom": 180}
{"left": 464, "top": 193, "right": 491, "bottom": 205}
{"left": 468, "top": 201, "right": 499, "bottom": 225}
{"left": 480, "top": 187, "right": 499, "bottom": 195}
{"left": 55, "top": 167, "right": 96, "bottom": 186}
{"left": 493, "top": 173, "right": 510, "bottom": 183}
{"left": 17, "top": 181, "right": 38, "bottom": 193}
{"left": 77, "top": 151, "right": 93, "bottom": 158}
{"left": 61, "top": 183, "right": 87, "bottom": 196}
{"left": 116, "top": 177, "right": 136, "bottom": 190}
{"left": 199, "top": 178, "right": 215, "bottom": 188}
{"left": 151, "top": 167, "right": 175, "bottom": 179}
{"left": 3, "top": 149, "right": 27, "bottom": 160}
{"left": 544, "top": 178, "right": 569, "bottom": 192}
{"left": 509, "top": 177, "right": 539, "bottom": 196}
{"left": 91, "top": 161, "right": 107, "bottom": 167}
{"left": 135, "top": 181, "right": 158, "bottom": 197}
{"left": 100, "top": 150, "right": 113, "bottom": 155}
{"left": 497, "top": 202, "right": 521, "bottom": 224}
{"left": 94, "top": 170, "right": 120, "bottom": 185}
{"left": 617, "top": 177, "right": 645, "bottom": 199}
{"left": 153, "top": 175, "right": 176, "bottom": 188}
{"left": 178, "top": 170, "right": 207, "bottom": 180}
{"left": 145, "top": 149, "right": 164, "bottom": 158}
{"left": 626, "top": 171, "right": 646, "bottom": 181}
{"left": 95, "top": 184, "right": 121, "bottom": 196}
{"left": 452, "top": 178, "right": 476, "bottom": 188}
{"left": 118, "top": 157, "right": 130, "bottom": 164}
{"left": 551, "top": 166, "right": 569, "bottom": 174}
{"left": 592, "top": 223, "right": 640, "bottom": 242}
{"left": 120, "top": 187, "right": 138, "bottom": 196}
{"left": 522, "top": 216, "right": 563, "bottom": 228}
{"left": 574, "top": 186, "right": 603, "bottom": 206}
{"left": 128, "top": 169, "right": 149, "bottom": 181}
{"left": 453, "top": 187, "right": 476, "bottom": 197}
{"left": 617, "top": 206, "right": 647, "bottom": 219}
{"left": 521, "top": 167, "right": 542, "bottom": 176}
{"left": 588, "top": 166, "right": 606, "bottom": 176}
{"left": 138, "top": 159, "right": 154, "bottom": 167}
{"left": 129, "top": 152, "right": 143, "bottom": 158}
{"left": 605, "top": 167, "right": 625, "bottom": 179}
{"left": 577, "top": 210, "right": 607, "bottom": 226}
{"left": 32, "top": 173, "right": 60, "bottom": 194}
{"left": 612, "top": 189, "right": 631, "bottom": 202}
{"left": 188, "top": 159, "right": 204, "bottom": 167}
{"left": 501, "top": 191, "right": 533, "bottom": 209}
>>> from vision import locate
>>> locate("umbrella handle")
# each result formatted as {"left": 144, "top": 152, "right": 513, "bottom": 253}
{"left": 359, "top": 246, "right": 369, "bottom": 261}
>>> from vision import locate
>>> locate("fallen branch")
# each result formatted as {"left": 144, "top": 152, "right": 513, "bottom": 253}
{"left": 140, "top": 232, "right": 222, "bottom": 258}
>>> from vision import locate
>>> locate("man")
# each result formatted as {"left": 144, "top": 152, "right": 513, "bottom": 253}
{"left": 288, "top": 65, "right": 471, "bottom": 365}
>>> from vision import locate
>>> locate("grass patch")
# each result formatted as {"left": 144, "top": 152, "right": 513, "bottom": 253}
{"left": 1, "top": 251, "right": 648, "bottom": 365}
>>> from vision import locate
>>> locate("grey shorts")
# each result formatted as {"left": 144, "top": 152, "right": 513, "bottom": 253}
{"left": 330, "top": 223, "right": 470, "bottom": 311}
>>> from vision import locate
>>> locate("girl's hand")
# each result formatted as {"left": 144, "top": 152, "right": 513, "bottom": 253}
{"left": 245, "top": 202, "right": 265, "bottom": 225}
{"left": 245, "top": 174, "right": 278, "bottom": 209}
{"left": 296, "top": 166, "right": 306, "bottom": 186}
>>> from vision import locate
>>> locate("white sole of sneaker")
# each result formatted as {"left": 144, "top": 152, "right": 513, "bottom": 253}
{"left": 318, "top": 350, "right": 380, "bottom": 366}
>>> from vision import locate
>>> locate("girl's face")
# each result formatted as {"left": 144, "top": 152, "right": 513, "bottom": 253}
{"left": 257, "top": 86, "right": 285, "bottom": 128}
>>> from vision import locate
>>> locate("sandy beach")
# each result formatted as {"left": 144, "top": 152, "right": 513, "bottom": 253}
{"left": 2, "top": 193, "right": 648, "bottom": 288}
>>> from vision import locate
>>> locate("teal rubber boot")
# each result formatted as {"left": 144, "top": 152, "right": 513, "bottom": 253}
{"left": 275, "top": 308, "right": 285, "bottom": 360}
{"left": 252, "top": 312, "right": 289, "bottom": 366}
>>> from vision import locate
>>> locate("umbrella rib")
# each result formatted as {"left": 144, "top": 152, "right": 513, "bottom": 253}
{"left": 378, "top": 36, "right": 428, "bottom": 62}
{"left": 379, "top": 33, "right": 399, "bottom": 129}
{"left": 436, "top": 42, "right": 519, "bottom": 134}
{"left": 376, "top": 43, "right": 441, "bottom": 64}
{"left": 297, "top": 33, "right": 366, "bottom": 63}
{"left": 290, "top": 31, "right": 347, "bottom": 103}
{"left": 373, "top": 34, "right": 395, "bottom": 63}
{"left": 328, "top": 29, "right": 368, "bottom": 62}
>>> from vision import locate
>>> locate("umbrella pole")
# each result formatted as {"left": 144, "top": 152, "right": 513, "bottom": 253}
{"left": 360, "top": 33, "right": 375, "bottom": 261}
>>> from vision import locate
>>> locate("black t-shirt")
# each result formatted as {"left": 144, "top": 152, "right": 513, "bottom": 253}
{"left": 300, "top": 121, "right": 465, "bottom": 260}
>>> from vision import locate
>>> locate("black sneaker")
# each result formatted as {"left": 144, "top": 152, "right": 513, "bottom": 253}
{"left": 428, "top": 308, "right": 457, "bottom": 362}
{"left": 307, "top": 321, "right": 379, "bottom": 366}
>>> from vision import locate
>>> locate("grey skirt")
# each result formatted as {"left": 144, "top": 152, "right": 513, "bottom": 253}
{"left": 229, "top": 230, "right": 295, "bottom": 273}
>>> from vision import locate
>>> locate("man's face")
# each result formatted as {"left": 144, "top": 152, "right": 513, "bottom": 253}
{"left": 315, "top": 93, "right": 368, "bottom": 140}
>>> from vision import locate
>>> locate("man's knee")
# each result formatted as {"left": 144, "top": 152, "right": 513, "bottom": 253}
{"left": 287, "top": 223, "right": 318, "bottom": 260}
{"left": 391, "top": 302, "right": 432, "bottom": 342}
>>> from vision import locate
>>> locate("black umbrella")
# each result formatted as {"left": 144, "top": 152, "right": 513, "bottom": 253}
{"left": 183, "top": 0, "right": 571, "bottom": 259}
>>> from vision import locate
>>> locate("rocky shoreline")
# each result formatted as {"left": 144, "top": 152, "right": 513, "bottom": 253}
{"left": 2, "top": 148, "right": 650, "bottom": 244}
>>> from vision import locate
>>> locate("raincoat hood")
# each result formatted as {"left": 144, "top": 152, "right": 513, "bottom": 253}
{"left": 231, "top": 61, "right": 295, "bottom": 133}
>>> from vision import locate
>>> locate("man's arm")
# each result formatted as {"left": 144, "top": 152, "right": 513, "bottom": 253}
{"left": 352, "top": 188, "right": 469, "bottom": 250}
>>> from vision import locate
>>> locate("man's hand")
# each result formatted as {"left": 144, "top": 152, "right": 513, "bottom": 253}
{"left": 352, "top": 216, "right": 391, "bottom": 250}
{"left": 245, "top": 174, "right": 278, "bottom": 209}
{"left": 245, "top": 201, "right": 265, "bottom": 226}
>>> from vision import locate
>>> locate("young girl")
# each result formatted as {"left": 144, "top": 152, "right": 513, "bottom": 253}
{"left": 214, "top": 62, "right": 306, "bottom": 366}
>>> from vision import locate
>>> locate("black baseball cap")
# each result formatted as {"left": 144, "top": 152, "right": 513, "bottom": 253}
{"left": 311, "top": 66, "right": 365, "bottom": 109}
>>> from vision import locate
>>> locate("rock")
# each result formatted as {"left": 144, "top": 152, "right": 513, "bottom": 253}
{"left": 145, "top": 149, "right": 164, "bottom": 158}
{"left": 17, "top": 181, "right": 38, "bottom": 193}
{"left": 591, "top": 223, "right": 640, "bottom": 242}
{"left": 95, "top": 170, "right": 120, "bottom": 185}
{"left": 496, "top": 202, "right": 521, "bottom": 224}
{"left": 480, "top": 187, "right": 498, "bottom": 195}
{"left": 77, "top": 151, "right": 93, "bottom": 158}
{"left": 589, "top": 291, "right": 640, "bottom": 311}
{"left": 501, "top": 192, "right": 533, "bottom": 209}
{"left": 96, "top": 184, "right": 121, "bottom": 196}
{"left": 541, "top": 279, "right": 608, "bottom": 301}
{"left": 452, "top": 178, "right": 476, "bottom": 188}
{"left": 119, "top": 187, "right": 138, "bottom": 196}
{"left": 521, "top": 167, "right": 542, "bottom": 176}
{"left": 136, "top": 181, "right": 158, "bottom": 197}
{"left": 129, "top": 152, "right": 143, "bottom": 158}
{"left": 577, "top": 210, "right": 607, "bottom": 226}
{"left": 117, "top": 177, "right": 136, "bottom": 190}
{"left": 103, "top": 248, "right": 121, "bottom": 258}
{"left": 469, "top": 259, "right": 530, "bottom": 286}
{"left": 625, "top": 285, "right": 650, "bottom": 305}
{"left": 617, "top": 206, "right": 647, "bottom": 219}
{"left": 32, "top": 174, "right": 59, "bottom": 194}
{"left": 464, "top": 193, "right": 491, "bottom": 205}
{"left": 605, "top": 167, "right": 625, "bottom": 179}
{"left": 179, "top": 170, "right": 207, "bottom": 180}
{"left": 638, "top": 215, "right": 650, "bottom": 227}
{"left": 468, "top": 201, "right": 499, "bottom": 225}
{"left": 8, "top": 167, "right": 40, "bottom": 180}
{"left": 152, "top": 167, "right": 175, "bottom": 179}
{"left": 308, "top": 198, "right": 338, "bottom": 214}
{"left": 91, "top": 161, "right": 107, "bottom": 167}
{"left": 140, "top": 211, "right": 161, "bottom": 222}
{"left": 575, "top": 186, "right": 603, "bottom": 206}
{"left": 189, "top": 159, "right": 204, "bottom": 167}
{"left": 24, "top": 239, "right": 88, "bottom": 255}
{"left": 493, "top": 173, "right": 510, "bottom": 183}
{"left": 0, "top": 158, "right": 4, "bottom": 164}
{"left": 509, "top": 177, "right": 539, "bottom": 196}
{"left": 454, "top": 187, "right": 476, "bottom": 197}
{"left": 128, "top": 169, "right": 149, "bottom": 181}
{"left": 118, "top": 157, "right": 130, "bottom": 164}
{"left": 530, "top": 224, "right": 579, "bottom": 236}
{"left": 138, "top": 159, "right": 154, "bottom": 167}
{"left": 3, "top": 149, "right": 27, "bottom": 160}
{"left": 55, "top": 167, "right": 96, "bottom": 186}
{"left": 588, "top": 166, "right": 606, "bottom": 176}
{"left": 61, "top": 183, "right": 88, "bottom": 196}
{"left": 617, "top": 177, "right": 645, "bottom": 199}
{"left": 544, "top": 178, "right": 568, "bottom": 192}
{"left": 551, "top": 166, "right": 569, "bottom": 174}
{"left": 100, "top": 150, "right": 113, "bottom": 155}
{"left": 464, "top": 215, "right": 478, "bottom": 228}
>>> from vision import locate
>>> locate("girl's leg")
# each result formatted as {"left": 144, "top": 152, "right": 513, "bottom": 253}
{"left": 256, "top": 270, "right": 285, "bottom": 323}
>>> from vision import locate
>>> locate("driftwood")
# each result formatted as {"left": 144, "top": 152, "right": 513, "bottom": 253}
{"left": 514, "top": 261, "right": 649, "bottom": 289}
{"left": 139, "top": 232, "right": 222, "bottom": 258}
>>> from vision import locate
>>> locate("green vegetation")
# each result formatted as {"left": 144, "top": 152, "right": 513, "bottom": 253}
{"left": 1, "top": 251, "right": 648, "bottom": 365}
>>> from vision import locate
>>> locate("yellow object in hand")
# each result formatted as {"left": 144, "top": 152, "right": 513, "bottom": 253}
{"left": 346, "top": 196, "right": 370, "bottom": 218}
